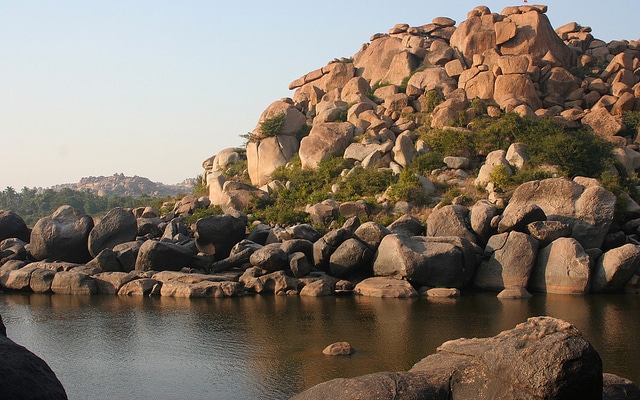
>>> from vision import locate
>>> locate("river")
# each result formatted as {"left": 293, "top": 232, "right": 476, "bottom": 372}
{"left": 1, "top": 292, "right": 639, "bottom": 399}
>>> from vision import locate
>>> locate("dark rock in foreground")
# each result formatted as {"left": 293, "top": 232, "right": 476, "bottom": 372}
{"left": 293, "top": 316, "right": 611, "bottom": 399}
{"left": 0, "top": 314, "right": 68, "bottom": 400}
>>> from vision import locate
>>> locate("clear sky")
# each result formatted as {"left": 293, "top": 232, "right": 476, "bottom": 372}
{"left": 1, "top": 1, "right": 638, "bottom": 190}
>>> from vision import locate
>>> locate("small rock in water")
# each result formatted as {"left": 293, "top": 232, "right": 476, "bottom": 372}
{"left": 322, "top": 342, "right": 355, "bottom": 356}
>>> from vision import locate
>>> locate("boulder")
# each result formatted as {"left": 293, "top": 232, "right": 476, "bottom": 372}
{"left": 246, "top": 135, "right": 299, "bottom": 187}
{"left": 86, "top": 248, "right": 122, "bottom": 272}
{"left": 159, "top": 280, "right": 242, "bottom": 298}
{"left": 136, "top": 218, "right": 163, "bottom": 238}
{"left": 29, "top": 205, "right": 94, "bottom": 263}
{"left": 497, "top": 203, "right": 547, "bottom": 233}
{"left": 50, "top": 271, "right": 97, "bottom": 295}
{"left": 112, "top": 241, "right": 142, "bottom": 272}
{"left": 427, "top": 205, "right": 476, "bottom": 244}
{"left": 354, "top": 277, "right": 417, "bottom": 298}
{"left": 469, "top": 200, "right": 498, "bottom": 244}
{"left": 0, "top": 211, "right": 30, "bottom": 243}
{"left": 353, "top": 36, "right": 408, "bottom": 86}
{"left": 0, "top": 330, "right": 68, "bottom": 400}
{"left": 249, "top": 243, "right": 288, "bottom": 272}
{"left": 372, "top": 234, "right": 470, "bottom": 288}
{"left": 603, "top": 373, "right": 640, "bottom": 400}
{"left": 386, "top": 214, "right": 424, "bottom": 236}
{"left": 449, "top": 13, "right": 497, "bottom": 66}
{"left": 289, "top": 252, "right": 312, "bottom": 278}
{"left": 251, "top": 100, "right": 306, "bottom": 139}
{"left": 354, "top": 221, "right": 391, "bottom": 251}
{"left": 93, "top": 272, "right": 136, "bottom": 294}
{"left": 581, "top": 108, "right": 625, "bottom": 142}
{"left": 592, "top": 244, "right": 640, "bottom": 293}
{"left": 500, "top": 9, "right": 575, "bottom": 69}
{"left": 294, "top": 317, "right": 602, "bottom": 400}
{"left": 299, "top": 279, "right": 333, "bottom": 297}
{"left": 391, "top": 131, "right": 417, "bottom": 168}
{"left": 134, "top": 240, "right": 196, "bottom": 272}
{"left": 526, "top": 220, "right": 572, "bottom": 245}
{"left": 30, "top": 267, "right": 56, "bottom": 293}
{"left": 500, "top": 178, "right": 616, "bottom": 249}
{"left": 312, "top": 228, "right": 351, "bottom": 271}
{"left": 322, "top": 342, "right": 355, "bottom": 356}
{"left": 194, "top": 213, "right": 247, "bottom": 260}
{"left": 87, "top": 207, "right": 137, "bottom": 258}
{"left": 529, "top": 237, "right": 591, "bottom": 294}
{"left": 118, "top": 278, "right": 161, "bottom": 296}
{"left": 2, "top": 264, "right": 40, "bottom": 291}
{"left": 239, "top": 268, "right": 299, "bottom": 294}
{"left": 473, "top": 231, "right": 539, "bottom": 291}
{"left": 329, "top": 238, "right": 375, "bottom": 278}
{"left": 299, "top": 122, "right": 355, "bottom": 169}
{"left": 494, "top": 73, "right": 542, "bottom": 110}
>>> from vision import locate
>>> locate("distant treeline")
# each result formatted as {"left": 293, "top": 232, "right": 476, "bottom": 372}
{"left": 0, "top": 187, "right": 169, "bottom": 227}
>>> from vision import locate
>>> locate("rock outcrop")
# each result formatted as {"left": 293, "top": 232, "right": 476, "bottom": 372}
{"left": 0, "top": 315, "right": 68, "bottom": 399}
{"left": 293, "top": 317, "right": 605, "bottom": 400}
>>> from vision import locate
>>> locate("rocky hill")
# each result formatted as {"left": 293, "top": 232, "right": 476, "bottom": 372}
{"left": 202, "top": 4, "right": 640, "bottom": 216}
{"left": 50, "top": 173, "right": 195, "bottom": 198}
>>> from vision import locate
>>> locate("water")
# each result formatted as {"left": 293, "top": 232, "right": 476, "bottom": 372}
{"left": 1, "top": 292, "right": 639, "bottom": 399}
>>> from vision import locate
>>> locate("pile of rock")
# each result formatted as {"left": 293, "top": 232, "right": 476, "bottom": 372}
{"left": 2, "top": 171, "right": 640, "bottom": 299}
{"left": 204, "top": 4, "right": 640, "bottom": 214}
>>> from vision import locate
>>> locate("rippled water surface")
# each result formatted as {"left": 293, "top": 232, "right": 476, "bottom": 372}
{"left": 1, "top": 292, "right": 639, "bottom": 399}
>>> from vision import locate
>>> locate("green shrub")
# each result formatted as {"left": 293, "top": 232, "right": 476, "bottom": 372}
{"left": 386, "top": 171, "right": 427, "bottom": 206}
{"left": 406, "top": 151, "right": 445, "bottom": 176}
{"left": 334, "top": 166, "right": 394, "bottom": 201}
{"left": 423, "top": 89, "right": 445, "bottom": 113}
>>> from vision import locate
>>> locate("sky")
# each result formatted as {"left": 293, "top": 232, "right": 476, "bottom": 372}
{"left": 1, "top": 1, "right": 638, "bottom": 190}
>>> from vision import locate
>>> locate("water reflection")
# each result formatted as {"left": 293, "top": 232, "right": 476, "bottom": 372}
{"left": 0, "top": 292, "right": 639, "bottom": 399}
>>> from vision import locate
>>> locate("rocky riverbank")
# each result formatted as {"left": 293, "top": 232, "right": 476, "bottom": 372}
{"left": 0, "top": 174, "right": 640, "bottom": 300}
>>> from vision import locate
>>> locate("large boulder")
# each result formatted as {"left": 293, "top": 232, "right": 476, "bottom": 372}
{"left": 0, "top": 211, "right": 30, "bottom": 243}
{"left": 246, "top": 135, "right": 299, "bottom": 187}
{"left": 372, "top": 234, "right": 472, "bottom": 288}
{"left": 354, "top": 277, "right": 417, "bottom": 298}
{"left": 473, "top": 231, "right": 539, "bottom": 291}
{"left": 352, "top": 36, "right": 408, "bottom": 86}
{"left": 592, "top": 244, "right": 640, "bottom": 293}
{"left": 293, "top": 316, "right": 603, "bottom": 400}
{"left": 134, "top": 240, "right": 196, "bottom": 272}
{"left": 50, "top": 271, "right": 97, "bottom": 295}
{"left": 194, "top": 214, "right": 247, "bottom": 260}
{"left": 427, "top": 205, "right": 477, "bottom": 244}
{"left": 500, "top": 178, "right": 616, "bottom": 249}
{"left": 88, "top": 207, "right": 137, "bottom": 258}
{"left": 449, "top": 13, "right": 497, "bottom": 66}
{"left": 529, "top": 237, "right": 592, "bottom": 294}
{"left": 500, "top": 8, "right": 575, "bottom": 70}
{"left": 0, "top": 323, "right": 68, "bottom": 399}
{"left": 30, "top": 205, "right": 94, "bottom": 263}
{"left": 329, "top": 238, "right": 375, "bottom": 278}
{"left": 299, "top": 122, "right": 355, "bottom": 169}
{"left": 250, "top": 100, "right": 306, "bottom": 139}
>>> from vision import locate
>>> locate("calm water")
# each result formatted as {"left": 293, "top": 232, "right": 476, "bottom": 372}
{"left": 1, "top": 292, "right": 639, "bottom": 399}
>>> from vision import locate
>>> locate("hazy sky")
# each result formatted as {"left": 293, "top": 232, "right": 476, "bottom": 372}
{"left": 1, "top": 1, "right": 638, "bottom": 189}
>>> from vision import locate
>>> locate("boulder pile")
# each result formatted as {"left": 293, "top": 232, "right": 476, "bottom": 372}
{"left": 204, "top": 4, "right": 640, "bottom": 208}
{"left": 1, "top": 172, "right": 640, "bottom": 299}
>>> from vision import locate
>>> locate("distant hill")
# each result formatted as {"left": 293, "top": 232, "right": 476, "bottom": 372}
{"left": 49, "top": 173, "right": 195, "bottom": 198}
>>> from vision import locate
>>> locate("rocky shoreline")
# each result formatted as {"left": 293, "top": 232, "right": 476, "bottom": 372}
{"left": 1, "top": 174, "right": 640, "bottom": 300}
